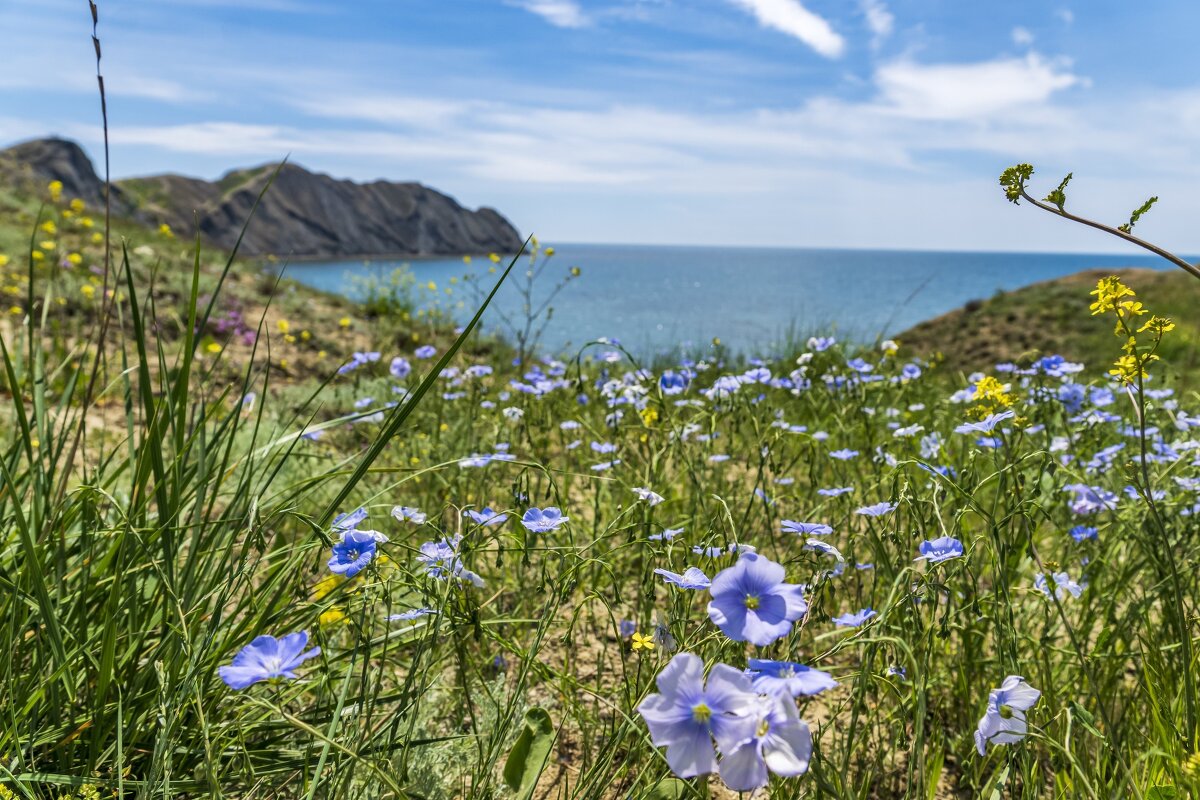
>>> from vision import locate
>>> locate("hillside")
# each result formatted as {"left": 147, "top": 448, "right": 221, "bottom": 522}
{"left": 0, "top": 137, "right": 523, "bottom": 258}
{"left": 900, "top": 266, "right": 1200, "bottom": 380}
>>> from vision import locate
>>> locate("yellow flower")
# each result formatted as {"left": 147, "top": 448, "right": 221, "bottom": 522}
{"left": 312, "top": 574, "right": 344, "bottom": 601}
{"left": 80, "top": 284, "right": 96, "bottom": 299}
{"left": 426, "top": 280, "right": 437, "bottom": 291}
{"left": 66, "top": 252, "right": 83, "bottom": 266}
{"left": 1089, "top": 275, "right": 1135, "bottom": 315}
{"left": 32, "top": 251, "right": 45, "bottom": 262}
{"left": 640, "top": 407, "right": 659, "bottom": 427}
{"left": 158, "top": 223, "right": 174, "bottom": 239}
{"left": 439, "top": 422, "right": 449, "bottom": 432}
{"left": 70, "top": 198, "right": 86, "bottom": 213}
{"left": 81, "top": 216, "right": 94, "bottom": 228}
{"left": 1138, "top": 316, "right": 1175, "bottom": 335}
{"left": 544, "top": 246, "right": 555, "bottom": 256}
{"left": 1117, "top": 300, "right": 1147, "bottom": 316}
{"left": 409, "top": 455, "right": 420, "bottom": 465}
{"left": 39, "top": 240, "right": 56, "bottom": 251}
{"left": 319, "top": 608, "right": 347, "bottom": 626}
{"left": 90, "top": 232, "right": 103, "bottom": 243}
{"left": 205, "top": 342, "right": 221, "bottom": 354}
{"left": 489, "top": 252, "right": 501, "bottom": 264}
{"left": 1109, "top": 354, "right": 1153, "bottom": 384}
{"left": 631, "top": 632, "right": 655, "bottom": 651}
{"left": 463, "top": 255, "right": 472, "bottom": 264}
{"left": 40, "top": 220, "right": 57, "bottom": 235}
{"left": 317, "top": 349, "right": 327, "bottom": 359}
{"left": 284, "top": 334, "right": 296, "bottom": 344}
{"left": 7, "top": 305, "right": 22, "bottom": 315}
{"left": 277, "top": 319, "right": 290, "bottom": 334}
{"left": 279, "top": 358, "right": 289, "bottom": 370}
{"left": 300, "top": 329, "right": 311, "bottom": 341}
{"left": 48, "top": 180, "right": 63, "bottom": 201}
{"left": 570, "top": 266, "right": 581, "bottom": 277}
{"left": 0, "top": 255, "right": 8, "bottom": 267}
{"left": 338, "top": 316, "right": 351, "bottom": 328}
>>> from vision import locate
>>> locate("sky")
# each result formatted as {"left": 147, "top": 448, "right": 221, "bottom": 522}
{"left": 1, "top": 0, "right": 1199, "bottom": 253}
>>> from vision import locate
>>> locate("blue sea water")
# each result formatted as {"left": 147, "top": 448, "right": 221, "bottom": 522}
{"left": 275, "top": 244, "right": 1177, "bottom": 358}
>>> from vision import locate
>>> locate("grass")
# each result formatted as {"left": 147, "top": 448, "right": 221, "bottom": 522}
{"left": 1, "top": 174, "right": 1199, "bottom": 800}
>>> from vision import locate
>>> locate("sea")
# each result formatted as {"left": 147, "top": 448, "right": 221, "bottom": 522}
{"left": 274, "top": 244, "right": 1177, "bottom": 359}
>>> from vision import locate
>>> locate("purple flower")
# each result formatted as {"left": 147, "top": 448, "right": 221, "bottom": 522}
{"left": 465, "top": 507, "right": 508, "bottom": 526}
{"left": 654, "top": 566, "right": 712, "bottom": 590}
{"left": 521, "top": 507, "right": 569, "bottom": 532}
{"left": 388, "top": 608, "right": 437, "bottom": 621}
{"left": 832, "top": 608, "right": 876, "bottom": 627}
{"left": 650, "top": 527, "right": 684, "bottom": 541}
{"left": 745, "top": 659, "right": 837, "bottom": 697}
{"left": 781, "top": 520, "right": 833, "bottom": 536}
{"left": 1063, "top": 484, "right": 1118, "bottom": 515}
{"left": 389, "top": 356, "right": 411, "bottom": 379}
{"left": 818, "top": 486, "right": 854, "bottom": 497}
{"left": 974, "top": 676, "right": 1040, "bottom": 755}
{"left": 414, "top": 345, "right": 437, "bottom": 359}
{"left": 829, "top": 448, "right": 859, "bottom": 460}
{"left": 637, "top": 653, "right": 759, "bottom": 778}
{"left": 328, "top": 530, "right": 377, "bottom": 578}
{"left": 855, "top": 501, "right": 896, "bottom": 517}
{"left": 955, "top": 410, "right": 1016, "bottom": 435}
{"left": 619, "top": 619, "right": 637, "bottom": 638}
{"left": 707, "top": 553, "right": 808, "bottom": 646}
{"left": 218, "top": 632, "right": 320, "bottom": 690}
{"left": 719, "top": 694, "right": 813, "bottom": 791}
{"left": 915, "top": 536, "right": 964, "bottom": 564}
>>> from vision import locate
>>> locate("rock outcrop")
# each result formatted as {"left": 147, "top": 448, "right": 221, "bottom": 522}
{"left": 0, "top": 137, "right": 523, "bottom": 258}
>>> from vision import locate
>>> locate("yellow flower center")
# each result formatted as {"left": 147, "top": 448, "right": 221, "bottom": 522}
{"left": 692, "top": 703, "right": 711, "bottom": 723}
{"left": 744, "top": 594, "right": 760, "bottom": 610}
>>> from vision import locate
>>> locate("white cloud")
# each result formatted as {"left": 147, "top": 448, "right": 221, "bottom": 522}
{"left": 860, "top": 0, "right": 894, "bottom": 49}
{"left": 1056, "top": 8, "right": 1074, "bottom": 24}
{"left": 725, "top": 0, "right": 844, "bottom": 58}
{"left": 875, "top": 53, "right": 1080, "bottom": 120}
{"left": 507, "top": 0, "right": 590, "bottom": 28}
{"left": 1011, "top": 26, "right": 1034, "bottom": 47}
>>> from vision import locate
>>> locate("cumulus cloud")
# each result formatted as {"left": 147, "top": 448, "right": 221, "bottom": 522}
{"left": 874, "top": 53, "right": 1080, "bottom": 120}
{"left": 725, "top": 0, "right": 844, "bottom": 58}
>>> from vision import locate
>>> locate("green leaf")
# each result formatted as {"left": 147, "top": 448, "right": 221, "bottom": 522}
{"left": 987, "top": 765, "right": 1010, "bottom": 800}
{"left": 1043, "top": 172, "right": 1073, "bottom": 211}
{"left": 643, "top": 778, "right": 694, "bottom": 800}
{"left": 1147, "top": 786, "right": 1179, "bottom": 800}
{"left": 1118, "top": 196, "right": 1158, "bottom": 233}
{"left": 1069, "top": 701, "right": 1106, "bottom": 740}
{"left": 503, "top": 707, "right": 555, "bottom": 800}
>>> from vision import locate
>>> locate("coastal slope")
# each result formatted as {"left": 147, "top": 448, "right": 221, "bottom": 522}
{"left": 0, "top": 137, "right": 523, "bottom": 258}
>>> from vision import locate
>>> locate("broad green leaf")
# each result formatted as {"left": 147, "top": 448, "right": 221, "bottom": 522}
{"left": 503, "top": 707, "right": 555, "bottom": 800}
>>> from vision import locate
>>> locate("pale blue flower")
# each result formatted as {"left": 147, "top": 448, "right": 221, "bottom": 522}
{"left": 832, "top": 608, "right": 876, "bottom": 627}
{"left": 218, "top": 631, "right": 320, "bottom": 690}
{"left": 707, "top": 553, "right": 807, "bottom": 646}
{"left": 915, "top": 536, "right": 964, "bottom": 564}
{"left": 745, "top": 659, "right": 837, "bottom": 697}
{"left": 782, "top": 520, "right": 833, "bottom": 536}
{"left": 521, "top": 507, "right": 569, "bottom": 532}
{"left": 654, "top": 566, "right": 712, "bottom": 590}
{"left": 974, "top": 676, "right": 1040, "bottom": 755}
{"left": 719, "top": 694, "right": 812, "bottom": 791}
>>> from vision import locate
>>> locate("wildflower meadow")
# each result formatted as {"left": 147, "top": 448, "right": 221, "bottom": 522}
{"left": 1, "top": 161, "right": 1199, "bottom": 800}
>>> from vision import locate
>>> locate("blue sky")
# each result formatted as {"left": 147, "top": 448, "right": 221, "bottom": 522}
{"left": 2, "top": 0, "right": 1199, "bottom": 252}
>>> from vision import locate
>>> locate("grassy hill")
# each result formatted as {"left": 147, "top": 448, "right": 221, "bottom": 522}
{"left": 900, "top": 266, "right": 1200, "bottom": 383}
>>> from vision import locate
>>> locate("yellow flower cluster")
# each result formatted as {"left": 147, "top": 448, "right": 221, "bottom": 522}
{"left": 1089, "top": 276, "right": 1175, "bottom": 385}
{"left": 969, "top": 375, "right": 1014, "bottom": 419}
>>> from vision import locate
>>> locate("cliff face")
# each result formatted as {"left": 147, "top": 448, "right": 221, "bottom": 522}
{"left": 0, "top": 137, "right": 523, "bottom": 258}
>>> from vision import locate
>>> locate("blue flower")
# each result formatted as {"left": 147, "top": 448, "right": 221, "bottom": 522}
{"left": 829, "top": 448, "right": 859, "bottom": 460}
{"left": 414, "top": 345, "right": 437, "bottom": 359}
{"left": 954, "top": 410, "right": 1016, "bottom": 435}
{"left": 782, "top": 520, "right": 833, "bottom": 536}
{"left": 649, "top": 526, "right": 684, "bottom": 541}
{"left": 328, "top": 530, "right": 377, "bottom": 578}
{"left": 660, "top": 370, "right": 689, "bottom": 395}
{"left": 218, "top": 631, "right": 320, "bottom": 690}
{"left": 745, "top": 659, "right": 837, "bottom": 697}
{"left": 521, "top": 507, "right": 569, "bottom": 532}
{"left": 1069, "top": 525, "right": 1098, "bottom": 542}
{"left": 465, "top": 507, "right": 508, "bottom": 526}
{"left": 619, "top": 619, "right": 637, "bottom": 638}
{"left": 707, "top": 553, "right": 808, "bottom": 646}
{"left": 855, "top": 501, "right": 896, "bottom": 517}
{"left": 417, "top": 534, "right": 485, "bottom": 587}
{"left": 389, "top": 356, "right": 411, "bottom": 379}
{"left": 390, "top": 505, "right": 427, "bottom": 525}
{"left": 388, "top": 608, "right": 437, "bottom": 621}
{"left": 915, "top": 536, "right": 964, "bottom": 564}
{"left": 654, "top": 566, "right": 712, "bottom": 590}
{"left": 832, "top": 608, "right": 876, "bottom": 627}
{"left": 807, "top": 336, "right": 835, "bottom": 352}
{"left": 818, "top": 486, "right": 854, "bottom": 497}
{"left": 719, "top": 693, "right": 813, "bottom": 791}
{"left": 1063, "top": 483, "right": 1118, "bottom": 515}
{"left": 637, "top": 653, "right": 759, "bottom": 778}
{"left": 974, "top": 676, "right": 1040, "bottom": 755}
